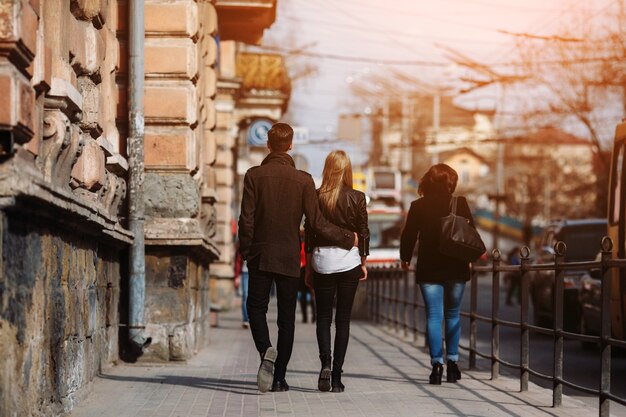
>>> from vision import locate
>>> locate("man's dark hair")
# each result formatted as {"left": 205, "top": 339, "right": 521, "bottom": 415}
{"left": 418, "top": 163, "right": 458, "bottom": 196}
{"left": 267, "top": 123, "right": 293, "bottom": 152}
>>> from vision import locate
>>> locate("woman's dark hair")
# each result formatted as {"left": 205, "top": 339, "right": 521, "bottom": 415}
{"left": 267, "top": 123, "right": 293, "bottom": 152}
{"left": 418, "top": 163, "right": 458, "bottom": 196}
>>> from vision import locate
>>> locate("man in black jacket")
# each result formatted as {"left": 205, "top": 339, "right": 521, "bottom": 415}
{"left": 238, "top": 123, "right": 356, "bottom": 393}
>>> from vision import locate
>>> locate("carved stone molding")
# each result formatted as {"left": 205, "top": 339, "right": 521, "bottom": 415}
{"left": 0, "top": 0, "right": 38, "bottom": 73}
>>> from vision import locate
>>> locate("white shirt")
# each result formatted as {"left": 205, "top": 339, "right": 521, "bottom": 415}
{"left": 311, "top": 246, "right": 361, "bottom": 274}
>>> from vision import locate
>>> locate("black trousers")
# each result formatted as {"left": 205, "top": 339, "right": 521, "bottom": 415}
{"left": 314, "top": 265, "right": 361, "bottom": 372}
{"left": 246, "top": 268, "right": 300, "bottom": 381}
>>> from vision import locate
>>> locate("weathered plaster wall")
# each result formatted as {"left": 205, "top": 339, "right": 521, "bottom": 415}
{"left": 0, "top": 214, "right": 122, "bottom": 417}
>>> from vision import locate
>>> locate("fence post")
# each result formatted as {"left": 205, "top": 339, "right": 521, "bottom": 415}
{"left": 553, "top": 241, "right": 566, "bottom": 407}
{"left": 373, "top": 269, "right": 380, "bottom": 324}
{"left": 599, "top": 237, "right": 613, "bottom": 417}
{"left": 414, "top": 274, "right": 419, "bottom": 346}
{"left": 491, "top": 249, "right": 501, "bottom": 380}
{"left": 367, "top": 269, "right": 372, "bottom": 321}
{"left": 469, "top": 267, "right": 478, "bottom": 370}
{"left": 520, "top": 246, "right": 531, "bottom": 392}
{"left": 403, "top": 269, "right": 409, "bottom": 338}
{"left": 386, "top": 269, "right": 392, "bottom": 327}
{"left": 394, "top": 269, "right": 400, "bottom": 334}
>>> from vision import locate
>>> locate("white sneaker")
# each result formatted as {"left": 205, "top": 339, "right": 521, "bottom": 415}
{"left": 242, "top": 321, "right": 250, "bottom": 329}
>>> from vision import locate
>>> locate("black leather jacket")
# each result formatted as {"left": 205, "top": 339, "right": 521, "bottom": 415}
{"left": 305, "top": 186, "right": 370, "bottom": 257}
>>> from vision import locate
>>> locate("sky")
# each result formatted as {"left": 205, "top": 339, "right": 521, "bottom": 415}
{"left": 250, "top": 0, "right": 616, "bottom": 176}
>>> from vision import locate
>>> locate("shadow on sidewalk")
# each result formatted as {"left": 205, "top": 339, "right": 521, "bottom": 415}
{"left": 97, "top": 373, "right": 260, "bottom": 396}
{"left": 287, "top": 368, "right": 412, "bottom": 384}
{"left": 353, "top": 324, "right": 564, "bottom": 417}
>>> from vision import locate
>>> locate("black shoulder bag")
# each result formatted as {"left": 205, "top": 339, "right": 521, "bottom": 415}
{"left": 439, "top": 196, "right": 486, "bottom": 262}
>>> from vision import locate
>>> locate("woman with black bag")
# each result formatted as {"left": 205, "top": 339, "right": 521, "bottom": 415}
{"left": 400, "top": 164, "right": 481, "bottom": 385}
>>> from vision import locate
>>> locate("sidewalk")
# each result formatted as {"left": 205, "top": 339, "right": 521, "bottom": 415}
{"left": 70, "top": 303, "right": 595, "bottom": 417}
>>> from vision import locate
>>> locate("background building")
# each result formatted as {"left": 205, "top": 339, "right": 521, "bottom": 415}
{"left": 0, "top": 1, "right": 288, "bottom": 415}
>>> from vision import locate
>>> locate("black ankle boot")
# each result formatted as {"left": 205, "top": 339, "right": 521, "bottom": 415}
{"left": 429, "top": 363, "right": 443, "bottom": 385}
{"left": 318, "top": 355, "right": 332, "bottom": 392}
{"left": 446, "top": 360, "right": 461, "bottom": 383}
{"left": 331, "top": 370, "right": 344, "bottom": 393}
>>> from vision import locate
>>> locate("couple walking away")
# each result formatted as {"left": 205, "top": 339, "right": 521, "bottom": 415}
{"left": 238, "top": 123, "right": 369, "bottom": 393}
{"left": 238, "top": 123, "right": 478, "bottom": 392}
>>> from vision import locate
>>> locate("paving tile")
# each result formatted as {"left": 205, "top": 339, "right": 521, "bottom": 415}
{"left": 70, "top": 302, "right": 596, "bottom": 417}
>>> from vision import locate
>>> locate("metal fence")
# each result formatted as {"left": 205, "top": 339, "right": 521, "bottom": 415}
{"left": 366, "top": 237, "right": 626, "bottom": 417}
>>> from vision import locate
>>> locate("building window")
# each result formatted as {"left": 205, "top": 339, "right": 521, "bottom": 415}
{"left": 461, "top": 170, "right": 470, "bottom": 184}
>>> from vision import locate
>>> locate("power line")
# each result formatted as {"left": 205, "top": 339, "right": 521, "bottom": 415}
{"left": 255, "top": 44, "right": 450, "bottom": 67}
{"left": 277, "top": 14, "right": 508, "bottom": 45}
{"left": 255, "top": 44, "right": 624, "bottom": 68}
{"left": 292, "top": 0, "right": 569, "bottom": 15}
{"left": 313, "top": 0, "right": 434, "bottom": 65}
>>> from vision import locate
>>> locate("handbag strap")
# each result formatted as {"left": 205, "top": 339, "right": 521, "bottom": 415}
{"left": 449, "top": 196, "right": 458, "bottom": 215}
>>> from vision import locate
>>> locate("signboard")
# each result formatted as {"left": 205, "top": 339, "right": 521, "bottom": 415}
{"left": 247, "top": 120, "right": 309, "bottom": 147}
{"left": 247, "top": 118, "right": 273, "bottom": 147}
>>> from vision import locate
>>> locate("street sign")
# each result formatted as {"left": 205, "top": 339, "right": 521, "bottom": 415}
{"left": 247, "top": 118, "right": 273, "bottom": 147}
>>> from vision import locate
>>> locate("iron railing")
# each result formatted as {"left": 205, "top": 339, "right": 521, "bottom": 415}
{"left": 366, "top": 237, "right": 626, "bottom": 417}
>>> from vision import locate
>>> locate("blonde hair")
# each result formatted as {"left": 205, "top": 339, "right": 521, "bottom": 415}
{"left": 318, "top": 150, "right": 353, "bottom": 215}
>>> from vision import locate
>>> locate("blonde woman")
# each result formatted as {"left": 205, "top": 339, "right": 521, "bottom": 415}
{"left": 304, "top": 150, "right": 369, "bottom": 393}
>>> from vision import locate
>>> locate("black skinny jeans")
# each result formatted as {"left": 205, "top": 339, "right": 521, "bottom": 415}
{"left": 246, "top": 268, "right": 300, "bottom": 381}
{"left": 314, "top": 265, "right": 361, "bottom": 372}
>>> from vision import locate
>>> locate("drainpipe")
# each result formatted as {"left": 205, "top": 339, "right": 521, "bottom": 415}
{"left": 127, "top": 0, "right": 150, "bottom": 349}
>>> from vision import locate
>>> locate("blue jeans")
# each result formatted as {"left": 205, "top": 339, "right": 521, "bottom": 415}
{"left": 241, "top": 270, "right": 249, "bottom": 323}
{"left": 420, "top": 282, "right": 466, "bottom": 365}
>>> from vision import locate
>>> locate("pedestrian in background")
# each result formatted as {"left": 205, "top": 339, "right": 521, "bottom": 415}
{"left": 234, "top": 248, "right": 250, "bottom": 328}
{"left": 505, "top": 246, "right": 521, "bottom": 306}
{"left": 238, "top": 123, "right": 357, "bottom": 393}
{"left": 305, "top": 150, "right": 369, "bottom": 393}
{"left": 400, "top": 164, "right": 476, "bottom": 385}
{"left": 298, "top": 240, "right": 316, "bottom": 324}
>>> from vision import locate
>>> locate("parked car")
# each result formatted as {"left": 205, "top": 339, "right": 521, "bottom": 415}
{"left": 530, "top": 219, "right": 607, "bottom": 331}
{"left": 578, "top": 265, "right": 602, "bottom": 349}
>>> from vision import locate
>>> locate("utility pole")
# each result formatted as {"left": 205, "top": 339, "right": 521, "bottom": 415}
{"left": 382, "top": 98, "right": 389, "bottom": 166}
{"left": 401, "top": 94, "right": 412, "bottom": 174}
{"left": 488, "top": 83, "right": 508, "bottom": 252}
{"left": 431, "top": 93, "right": 441, "bottom": 165}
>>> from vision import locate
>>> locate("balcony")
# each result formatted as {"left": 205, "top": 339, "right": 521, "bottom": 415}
{"left": 235, "top": 52, "right": 291, "bottom": 115}
{"left": 215, "top": 0, "right": 277, "bottom": 45}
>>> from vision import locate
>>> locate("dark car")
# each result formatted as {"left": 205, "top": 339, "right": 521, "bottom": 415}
{"left": 530, "top": 219, "right": 607, "bottom": 331}
{"left": 578, "top": 266, "right": 602, "bottom": 349}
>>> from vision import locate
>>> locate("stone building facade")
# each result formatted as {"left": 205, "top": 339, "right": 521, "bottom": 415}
{"left": 0, "top": 1, "right": 131, "bottom": 415}
{"left": 139, "top": 0, "right": 220, "bottom": 362}
{"left": 0, "top": 0, "right": 283, "bottom": 416}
